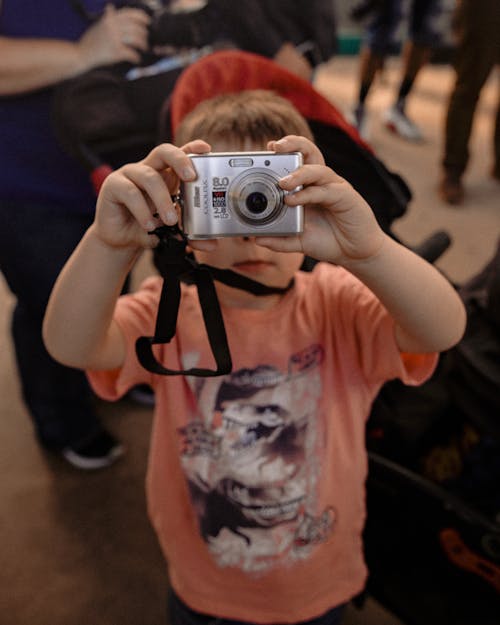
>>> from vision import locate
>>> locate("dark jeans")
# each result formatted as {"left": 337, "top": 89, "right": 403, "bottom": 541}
{"left": 443, "top": 0, "right": 500, "bottom": 176}
{"left": 365, "top": 0, "right": 441, "bottom": 54}
{"left": 168, "top": 591, "right": 345, "bottom": 625}
{"left": 0, "top": 201, "right": 102, "bottom": 449}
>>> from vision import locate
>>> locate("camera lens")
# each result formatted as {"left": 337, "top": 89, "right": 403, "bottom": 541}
{"left": 229, "top": 168, "right": 284, "bottom": 227}
{"left": 245, "top": 191, "right": 268, "bottom": 214}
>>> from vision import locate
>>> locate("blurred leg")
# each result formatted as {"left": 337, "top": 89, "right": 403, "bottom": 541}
{"left": 349, "top": 0, "right": 402, "bottom": 139}
{"left": 442, "top": 0, "right": 498, "bottom": 178}
{"left": 396, "top": 0, "right": 441, "bottom": 107}
{"left": 358, "top": 0, "right": 402, "bottom": 105}
{"left": 395, "top": 40, "right": 431, "bottom": 109}
{"left": 493, "top": 51, "right": 500, "bottom": 179}
{"left": 383, "top": 0, "right": 440, "bottom": 140}
{"left": 0, "top": 202, "right": 101, "bottom": 449}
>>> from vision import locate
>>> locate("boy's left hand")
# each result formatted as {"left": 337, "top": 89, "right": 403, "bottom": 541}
{"left": 259, "top": 135, "right": 385, "bottom": 265}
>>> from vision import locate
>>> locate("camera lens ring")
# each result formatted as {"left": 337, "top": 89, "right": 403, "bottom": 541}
{"left": 228, "top": 169, "right": 285, "bottom": 227}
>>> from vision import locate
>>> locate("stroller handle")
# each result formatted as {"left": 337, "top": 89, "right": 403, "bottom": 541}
{"left": 368, "top": 451, "right": 500, "bottom": 534}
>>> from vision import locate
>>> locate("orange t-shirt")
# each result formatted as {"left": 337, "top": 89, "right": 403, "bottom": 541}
{"left": 88, "top": 262, "right": 437, "bottom": 624}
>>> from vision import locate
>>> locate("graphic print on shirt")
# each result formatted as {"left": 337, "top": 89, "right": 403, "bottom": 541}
{"left": 178, "top": 344, "right": 337, "bottom": 573}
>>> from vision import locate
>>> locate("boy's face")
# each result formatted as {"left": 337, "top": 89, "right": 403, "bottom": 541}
{"left": 192, "top": 237, "right": 304, "bottom": 308}
{"left": 190, "top": 138, "right": 304, "bottom": 309}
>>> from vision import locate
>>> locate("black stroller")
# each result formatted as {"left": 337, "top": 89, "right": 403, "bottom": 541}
{"left": 52, "top": 48, "right": 499, "bottom": 625}
{"left": 364, "top": 239, "right": 500, "bottom": 625}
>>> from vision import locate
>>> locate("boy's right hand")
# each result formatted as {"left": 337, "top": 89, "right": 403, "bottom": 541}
{"left": 93, "top": 141, "right": 215, "bottom": 251}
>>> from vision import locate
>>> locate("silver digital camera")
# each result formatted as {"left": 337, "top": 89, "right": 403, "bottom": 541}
{"left": 181, "top": 151, "right": 304, "bottom": 239}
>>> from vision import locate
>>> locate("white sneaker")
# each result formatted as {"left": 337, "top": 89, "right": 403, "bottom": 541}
{"left": 346, "top": 106, "right": 370, "bottom": 142}
{"left": 61, "top": 428, "right": 125, "bottom": 470}
{"left": 383, "top": 106, "right": 423, "bottom": 142}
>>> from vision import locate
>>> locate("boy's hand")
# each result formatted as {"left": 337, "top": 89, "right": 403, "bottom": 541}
{"left": 259, "top": 135, "right": 386, "bottom": 265}
{"left": 93, "top": 140, "right": 216, "bottom": 251}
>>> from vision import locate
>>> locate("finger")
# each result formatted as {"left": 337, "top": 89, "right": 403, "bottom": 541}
{"left": 109, "top": 175, "right": 159, "bottom": 231}
{"left": 160, "top": 143, "right": 209, "bottom": 200}
{"left": 139, "top": 229, "right": 161, "bottom": 249}
{"left": 120, "top": 23, "right": 148, "bottom": 50}
{"left": 142, "top": 143, "right": 198, "bottom": 181}
{"left": 279, "top": 164, "right": 344, "bottom": 192}
{"left": 162, "top": 168, "right": 180, "bottom": 196}
{"left": 118, "top": 46, "right": 142, "bottom": 64}
{"left": 284, "top": 179, "right": 354, "bottom": 214}
{"left": 255, "top": 235, "right": 303, "bottom": 254}
{"left": 104, "top": 3, "right": 115, "bottom": 18}
{"left": 120, "top": 25, "right": 149, "bottom": 50}
{"left": 268, "top": 135, "right": 325, "bottom": 166}
{"left": 121, "top": 164, "right": 177, "bottom": 225}
{"left": 180, "top": 140, "right": 212, "bottom": 155}
{"left": 117, "top": 8, "right": 152, "bottom": 27}
{"left": 186, "top": 239, "right": 218, "bottom": 252}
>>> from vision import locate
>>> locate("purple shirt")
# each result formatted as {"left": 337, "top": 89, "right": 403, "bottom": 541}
{"left": 0, "top": 1, "right": 109, "bottom": 211}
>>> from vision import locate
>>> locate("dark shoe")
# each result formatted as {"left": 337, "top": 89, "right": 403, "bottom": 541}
{"left": 127, "top": 384, "right": 156, "bottom": 407}
{"left": 439, "top": 172, "right": 464, "bottom": 205}
{"left": 62, "top": 428, "right": 124, "bottom": 470}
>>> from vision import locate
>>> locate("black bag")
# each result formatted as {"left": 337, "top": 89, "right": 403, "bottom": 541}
{"left": 364, "top": 242, "right": 500, "bottom": 624}
{"left": 308, "top": 119, "right": 410, "bottom": 234}
{"left": 51, "top": 52, "right": 208, "bottom": 172}
{"left": 369, "top": 238, "right": 500, "bottom": 462}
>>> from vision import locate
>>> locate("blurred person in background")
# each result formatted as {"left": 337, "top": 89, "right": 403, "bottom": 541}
{"left": 439, "top": 0, "right": 500, "bottom": 205}
{"left": 348, "top": 0, "right": 442, "bottom": 141}
{"left": 0, "top": 0, "right": 153, "bottom": 469}
{"left": 151, "top": 0, "right": 338, "bottom": 82}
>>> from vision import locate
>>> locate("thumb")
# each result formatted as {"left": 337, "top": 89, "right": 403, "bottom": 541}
{"left": 255, "top": 236, "right": 303, "bottom": 253}
{"left": 104, "top": 3, "right": 115, "bottom": 18}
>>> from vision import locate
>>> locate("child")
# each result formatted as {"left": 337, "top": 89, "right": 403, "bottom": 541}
{"left": 43, "top": 90, "right": 466, "bottom": 625}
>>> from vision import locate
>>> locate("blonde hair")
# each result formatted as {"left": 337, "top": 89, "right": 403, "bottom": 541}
{"left": 174, "top": 90, "right": 314, "bottom": 148}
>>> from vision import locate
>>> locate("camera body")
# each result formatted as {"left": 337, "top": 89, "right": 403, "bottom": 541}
{"left": 181, "top": 151, "right": 304, "bottom": 239}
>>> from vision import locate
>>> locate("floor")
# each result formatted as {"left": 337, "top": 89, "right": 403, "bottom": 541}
{"left": 1, "top": 57, "right": 498, "bottom": 625}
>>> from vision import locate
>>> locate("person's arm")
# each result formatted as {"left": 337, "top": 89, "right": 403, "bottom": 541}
{"left": 273, "top": 43, "right": 313, "bottom": 82}
{"left": 260, "top": 135, "right": 466, "bottom": 354}
{"left": 43, "top": 141, "right": 214, "bottom": 371}
{"left": 0, "top": 5, "right": 150, "bottom": 95}
{"left": 341, "top": 236, "right": 465, "bottom": 353}
{"left": 207, "top": 0, "right": 312, "bottom": 80}
{"left": 43, "top": 229, "right": 139, "bottom": 370}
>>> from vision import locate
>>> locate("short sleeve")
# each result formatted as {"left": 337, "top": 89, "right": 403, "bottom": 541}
{"left": 312, "top": 264, "right": 438, "bottom": 388}
{"left": 349, "top": 279, "right": 438, "bottom": 387}
{"left": 86, "top": 277, "right": 161, "bottom": 401}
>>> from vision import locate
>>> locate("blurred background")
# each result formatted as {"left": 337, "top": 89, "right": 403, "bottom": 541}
{"left": 1, "top": 1, "right": 499, "bottom": 624}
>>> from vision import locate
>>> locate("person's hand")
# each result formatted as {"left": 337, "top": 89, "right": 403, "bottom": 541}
{"left": 258, "top": 135, "right": 386, "bottom": 265}
{"left": 76, "top": 4, "right": 152, "bottom": 71}
{"left": 273, "top": 43, "right": 313, "bottom": 82}
{"left": 93, "top": 141, "right": 216, "bottom": 251}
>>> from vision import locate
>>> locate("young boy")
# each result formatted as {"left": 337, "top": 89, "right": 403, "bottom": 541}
{"left": 43, "top": 90, "right": 465, "bottom": 625}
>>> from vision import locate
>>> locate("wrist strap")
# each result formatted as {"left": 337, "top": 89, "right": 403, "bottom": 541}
{"left": 135, "top": 225, "right": 293, "bottom": 377}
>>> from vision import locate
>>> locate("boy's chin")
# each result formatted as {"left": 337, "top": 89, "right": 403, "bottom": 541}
{"left": 215, "top": 281, "right": 283, "bottom": 310}
{"left": 232, "top": 260, "right": 275, "bottom": 275}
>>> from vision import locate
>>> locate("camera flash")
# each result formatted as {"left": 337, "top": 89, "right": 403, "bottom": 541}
{"left": 229, "top": 158, "right": 254, "bottom": 167}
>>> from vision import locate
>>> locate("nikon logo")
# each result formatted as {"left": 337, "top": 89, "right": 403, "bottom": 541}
{"left": 194, "top": 186, "right": 201, "bottom": 208}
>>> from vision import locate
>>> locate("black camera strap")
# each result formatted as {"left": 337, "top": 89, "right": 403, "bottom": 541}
{"left": 135, "top": 225, "right": 294, "bottom": 377}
